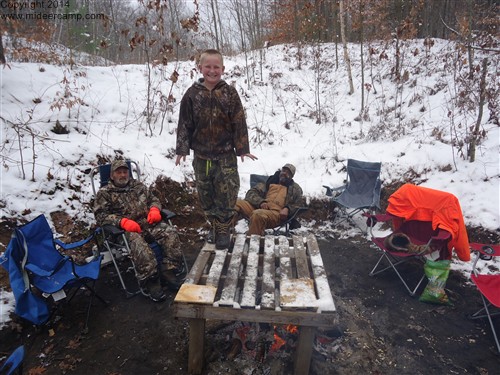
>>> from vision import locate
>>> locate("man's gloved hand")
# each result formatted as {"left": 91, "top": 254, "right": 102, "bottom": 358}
{"left": 120, "top": 218, "right": 142, "bottom": 233}
{"left": 147, "top": 206, "right": 162, "bottom": 224}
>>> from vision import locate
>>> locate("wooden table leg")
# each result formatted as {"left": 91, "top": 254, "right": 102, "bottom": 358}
{"left": 188, "top": 318, "right": 205, "bottom": 374}
{"left": 294, "top": 326, "right": 315, "bottom": 375}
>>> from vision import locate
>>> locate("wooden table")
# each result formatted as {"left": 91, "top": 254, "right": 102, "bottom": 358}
{"left": 174, "top": 233, "right": 336, "bottom": 375}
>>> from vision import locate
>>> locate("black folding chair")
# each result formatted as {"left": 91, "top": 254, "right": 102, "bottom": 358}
{"left": 248, "top": 173, "right": 308, "bottom": 236}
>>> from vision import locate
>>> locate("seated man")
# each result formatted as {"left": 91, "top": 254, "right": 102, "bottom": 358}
{"left": 93, "top": 159, "right": 186, "bottom": 302}
{"left": 235, "top": 163, "right": 305, "bottom": 236}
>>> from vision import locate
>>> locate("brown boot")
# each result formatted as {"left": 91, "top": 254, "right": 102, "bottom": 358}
{"left": 161, "top": 261, "right": 187, "bottom": 291}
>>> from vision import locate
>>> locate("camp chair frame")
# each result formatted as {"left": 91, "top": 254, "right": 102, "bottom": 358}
{"left": 366, "top": 213, "right": 451, "bottom": 296}
{"left": 90, "top": 160, "right": 188, "bottom": 298}
{"left": 323, "top": 159, "right": 382, "bottom": 233}
{"left": 468, "top": 243, "right": 500, "bottom": 354}
{"left": 0, "top": 345, "right": 24, "bottom": 375}
{"left": 249, "top": 173, "right": 308, "bottom": 237}
{"left": 1, "top": 215, "right": 105, "bottom": 333}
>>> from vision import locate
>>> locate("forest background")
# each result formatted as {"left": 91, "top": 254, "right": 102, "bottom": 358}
{"left": 1, "top": 0, "right": 498, "bottom": 66}
{"left": 2, "top": 0, "right": 498, "bottom": 169}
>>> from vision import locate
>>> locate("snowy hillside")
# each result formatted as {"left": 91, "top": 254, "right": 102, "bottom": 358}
{"left": 0, "top": 39, "right": 498, "bottom": 232}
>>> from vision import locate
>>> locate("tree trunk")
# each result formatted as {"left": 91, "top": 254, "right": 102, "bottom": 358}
{"left": 468, "top": 58, "right": 487, "bottom": 163}
{"left": 0, "top": 35, "right": 6, "bottom": 64}
{"left": 360, "top": 0, "right": 365, "bottom": 112}
{"left": 339, "top": 0, "right": 354, "bottom": 94}
{"left": 210, "top": 0, "right": 220, "bottom": 50}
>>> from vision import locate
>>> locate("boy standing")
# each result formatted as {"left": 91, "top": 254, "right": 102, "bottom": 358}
{"left": 175, "top": 49, "right": 257, "bottom": 249}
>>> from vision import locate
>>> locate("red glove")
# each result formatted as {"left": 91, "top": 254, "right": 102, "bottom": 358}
{"left": 147, "top": 207, "right": 162, "bottom": 224}
{"left": 120, "top": 218, "right": 142, "bottom": 233}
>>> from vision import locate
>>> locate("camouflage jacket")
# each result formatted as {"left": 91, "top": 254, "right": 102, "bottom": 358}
{"left": 176, "top": 79, "right": 250, "bottom": 160}
{"left": 93, "top": 179, "right": 161, "bottom": 228}
{"left": 244, "top": 172, "right": 305, "bottom": 217}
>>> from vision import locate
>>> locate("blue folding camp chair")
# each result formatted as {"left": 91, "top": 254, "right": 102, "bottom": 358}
{"left": 90, "top": 160, "right": 188, "bottom": 298}
{"left": 0, "top": 345, "right": 24, "bottom": 375}
{"left": 248, "top": 173, "right": 308, "bottom": 236}
{"left": 323, "top": 159, "right": 382, "bottom": 233}
{"left": 0, "top": 215, "right": 104, "bottom": 332}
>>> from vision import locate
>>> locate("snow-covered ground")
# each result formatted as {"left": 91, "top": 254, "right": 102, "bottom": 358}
{"left": 1, "top": 38, "right": 498, "bottom": 326}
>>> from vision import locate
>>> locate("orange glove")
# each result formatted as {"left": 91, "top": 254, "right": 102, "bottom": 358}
{"left": 147, "top": 207, "right": 162, "bottom": 224}
{"left": 120, "top": 218, "right": 142, "bottom": 233}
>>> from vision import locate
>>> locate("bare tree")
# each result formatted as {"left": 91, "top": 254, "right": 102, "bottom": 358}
{"left": 468, "top": 58, "right": 488, "bottom": 163}
{"left": 339, "top": 0, "right": 354, "bottom": 94}
{"left": 0, "top": 35, "right": 5, "bottom": 64}
{"left": 209, "top": 0, "right": 221, "bottom": 50}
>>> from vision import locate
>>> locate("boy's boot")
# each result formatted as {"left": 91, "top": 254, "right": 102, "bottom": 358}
{"left": 215, "top": 217, "right": 232, "bottom": 250}
{"left": 206, "top": 220, "right": 215, "bottom": 244}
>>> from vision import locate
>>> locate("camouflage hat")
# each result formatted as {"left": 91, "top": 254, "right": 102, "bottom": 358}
{"left": 111, "top": 159, "right": 129, "bottom": 174}
{"left": 282, "top": 163, "right": 296, "bottom": 178}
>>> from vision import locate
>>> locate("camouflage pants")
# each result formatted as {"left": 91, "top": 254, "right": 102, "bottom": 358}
{"left": 193, "top": 154, "right": 239, "bottom": 222}
{"left": 127, "top": 222, "right": 183, "bottom": 281}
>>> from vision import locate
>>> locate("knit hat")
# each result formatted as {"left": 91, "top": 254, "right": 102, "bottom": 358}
{"left": 282, "top": 163, "right": 296, "bottom": 178}
{"left": 111, "top": 159, "right": 129, "bottom": 174}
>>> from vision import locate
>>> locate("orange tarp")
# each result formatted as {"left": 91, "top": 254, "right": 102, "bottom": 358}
{"left": 387, "top": 184, "right": 470, "bottom": 262}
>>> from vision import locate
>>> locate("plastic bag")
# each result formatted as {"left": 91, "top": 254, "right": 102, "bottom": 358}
{"left": 419, "top": 259, "right": 452, "bottom": 305}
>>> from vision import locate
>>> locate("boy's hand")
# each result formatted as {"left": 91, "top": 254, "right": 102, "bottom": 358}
{"left": 240, "top": 153, "right": 258, "bottom": 162}
{"left": 175, "top": 155, "right": 186, "bottom": 166}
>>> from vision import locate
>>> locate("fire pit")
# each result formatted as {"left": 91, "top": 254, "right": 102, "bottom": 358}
{"left": 174, "top": 233, "right": 337, "bottom": 375}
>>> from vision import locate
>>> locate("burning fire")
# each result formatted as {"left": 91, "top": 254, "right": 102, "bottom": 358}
{"left": 285, "top": 324, "right": 298, "bottom": 334}
{"left": 271, "top": 331, "right": 286, "bottom": 352}
{"left": 270, "top": 324, "right": 298, "bottom": 352}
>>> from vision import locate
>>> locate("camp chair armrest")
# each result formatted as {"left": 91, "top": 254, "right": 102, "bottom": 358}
{"left": 363, "top": 212, "right": 395, "bottom": 227}
{"left": 470, "top": 244, "right": 500, "bottom": 272}
{"left": 470, "top": 243, "right": 499, "bottom": 257}
{"left": 323, "top": 184, "right": 345, "bottom": 197}
{"left": 288, "top": 207, "right": 308, "bottom": 220}
{"left": 161, "top": 209, "right": 176, "bottom": 221}
{"left": 431, "top": 229, "right": 451, "bottom": 241}
{"left": 54, "top": 232, "right": 96, "bottom": 251}
{"left": 25, "top": 255, "right": 71, "bottom": 277}
{"left": 102, "top": 224, "right": 125, "bottom": 236}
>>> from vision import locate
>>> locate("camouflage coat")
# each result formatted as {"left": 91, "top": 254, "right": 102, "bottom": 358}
{"left": 176, "top": 79, "right": 250, "bottom": 160}
{"left": 93, "top": 179, "right": 183, "bottom": 280}
{"left": 244, "top": 171, "right": 305, "bottom": 218}
{"left": 93, "top": 179, "right": 160, "bottom": 228}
